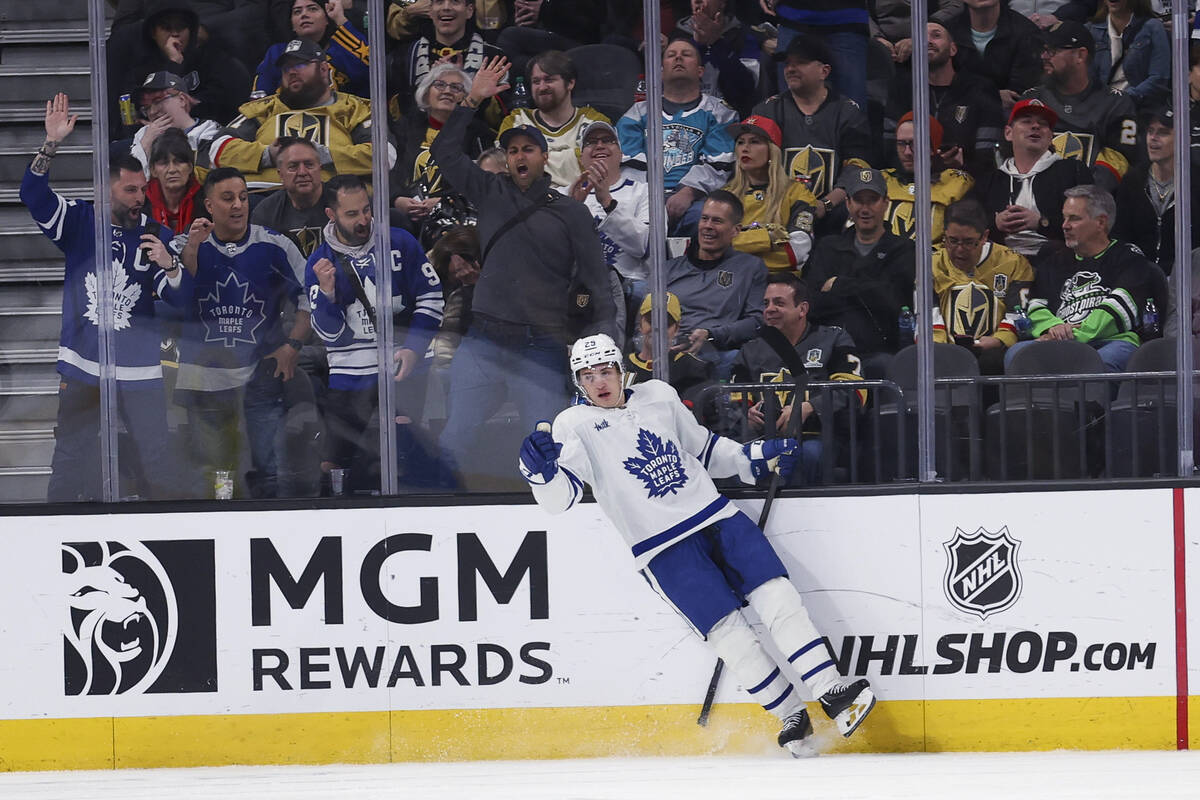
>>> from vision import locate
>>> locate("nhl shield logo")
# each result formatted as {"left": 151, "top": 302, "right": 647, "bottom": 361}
{"left": 943, "top": 526, "right": 1022, "bottom": 619}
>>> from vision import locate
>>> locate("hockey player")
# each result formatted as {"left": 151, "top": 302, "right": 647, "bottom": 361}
{"left": 519, "top": 333, "right": 876, "bottom": 756}
{"left": 306, "top": 174, "right": 445, "bottom": 492}
{"left": 21, "top": 93, "right": 178, "bottom": 502}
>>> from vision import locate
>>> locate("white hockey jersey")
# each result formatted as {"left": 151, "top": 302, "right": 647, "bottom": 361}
{"left": 523, "top": 380, "right": 758, "bottom": 569}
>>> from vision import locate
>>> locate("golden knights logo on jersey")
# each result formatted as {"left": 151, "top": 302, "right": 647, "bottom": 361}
{"left": 1052, "top": 130, "right": 1096, "bottom": 166}
{"left": 943, "top": 527, "right": 1023, "bottom": 620}
{"left": 945, "top": 282, "right": 1001, "bottom": 340}
{"left": 784, "top": 145, "right": 836, "bottom": 197}
{"left": 275, "top": 112, "right": 331, "bottom": 144}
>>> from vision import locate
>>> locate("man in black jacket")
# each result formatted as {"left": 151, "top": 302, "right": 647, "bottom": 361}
{"left": 430, "top": 55, "right": 617, "bottom": 486}
{"left": 945, "top": 0, "right": 1045, "bottom": 110}
{"left": 803, "top": 168, "right": 915, "bottom": 378}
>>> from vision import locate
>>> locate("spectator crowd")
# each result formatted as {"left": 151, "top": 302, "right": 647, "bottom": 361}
{"left": 21, "top": 0, "right": 1200, "bottom": 499}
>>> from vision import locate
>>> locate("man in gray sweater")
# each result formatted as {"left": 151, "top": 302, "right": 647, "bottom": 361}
{"left": 430, "top": 55, "right": 617, "bottom": 487}
{"left": 669, "top": 189, "right": 767, "bottom": 379}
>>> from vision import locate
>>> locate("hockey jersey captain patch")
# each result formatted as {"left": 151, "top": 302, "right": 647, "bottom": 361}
{"left": 622, "top": 428, "right": 688, "bottom": 497}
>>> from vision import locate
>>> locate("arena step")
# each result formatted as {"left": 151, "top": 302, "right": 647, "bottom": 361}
{"left": 0, "top": 261, "right": 65, "bottom": 283}
{"left": 0, "top": 305, "right": 61, "bottom": 344}
{"left": 0, "top": 345, "right": 57, "bottom": 366}
{"left": 0, "top": 426, "right": 55, "bottom": 468}
{"left": 0, "top": 465, "right": 51, "bottom": 504}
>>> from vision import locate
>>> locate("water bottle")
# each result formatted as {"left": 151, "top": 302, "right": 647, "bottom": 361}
{"left": 511, "top": 77, "right": 530, "bottom": 109}
{"left": 1143, "top": 298, "right": 1160, "bottom": 338}
{"left": 477, "top": 0, "right": 504, "bottom": 30}
{"left": 1012, "top": 305, "right": 1032, "bottom": 340}
{"left": 898, "top": 306, "right": 915, "bottom": 345}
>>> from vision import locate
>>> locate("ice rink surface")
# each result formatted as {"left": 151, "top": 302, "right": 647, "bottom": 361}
{"left": 4, "top": 750, "right": 1200, "bottom": 800}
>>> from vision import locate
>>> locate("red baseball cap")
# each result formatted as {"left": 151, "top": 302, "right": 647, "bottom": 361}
{"left": 727, "top": 115, "right": 783, "bottom": 149}
{"left": 1007, "top": 98, "right": 1058, "bottom": 128}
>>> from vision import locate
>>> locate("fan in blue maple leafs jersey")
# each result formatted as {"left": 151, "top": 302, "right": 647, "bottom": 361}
{"left": 518, "top": 334, "right": 877, "bottom": 757}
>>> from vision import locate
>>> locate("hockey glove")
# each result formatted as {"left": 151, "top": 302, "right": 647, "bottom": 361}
{"left": 744, "top": 438, "right": 799, "bottom": 481}
{"left": 519, "top": 423, "right": 563, "bottom": 484}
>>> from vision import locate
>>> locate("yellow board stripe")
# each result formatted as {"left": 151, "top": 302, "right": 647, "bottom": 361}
{"left": 0, "top": 697, "right": 1185, "bottom": 772}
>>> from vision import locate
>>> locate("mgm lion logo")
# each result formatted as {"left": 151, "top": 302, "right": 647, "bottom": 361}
{"left": 62, "top": 541, "right": 178, "bottom": 696}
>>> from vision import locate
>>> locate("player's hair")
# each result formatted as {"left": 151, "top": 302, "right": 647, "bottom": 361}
{"left": 943, "top": 198, "right": 990, "bottom": 234}
{"left": 766, "top": 272, "right": 809, "bottom": 305}
{"left": 705, "top": 189, "right": 744, "bottom": 224}
{"left": 148, "top": 127, "right": 195, "bottom": 167}
{"left": 325, "top": 174, "right": 367, "bottom": 207}
{"left": 526, "top": 50, "right": 576, "bottom": 86}
{"left": 274, "top": 136, "right": 320, "bottom": 162}
{"left": 414, "top": 62, "right": 474, "bottom": 112}
{"left": 725, "top": 138, "right": 790, "bottom": 227}
{"left": 110, "top": 153, "right": 146, "bottom": 180}
{"left": 202, "top": 166, "right": 246, "bottom": 196}
{"left": 1064, "top": 184, "right": 1116, "bottom": 230}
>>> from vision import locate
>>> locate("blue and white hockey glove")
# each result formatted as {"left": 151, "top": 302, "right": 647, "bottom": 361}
{"left": 519, "top": 422, "right": 563, "bottom": 484}
{"left": 744, "top": 438, "right": 799, "bottom": 481}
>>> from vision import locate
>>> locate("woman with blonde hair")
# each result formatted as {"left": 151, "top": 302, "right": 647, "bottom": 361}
{"left": 723, "top": 115, "right": 819, "bottom": 272}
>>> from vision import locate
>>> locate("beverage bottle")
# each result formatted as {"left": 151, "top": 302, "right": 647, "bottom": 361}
{"left": 1012, "top": 305, "right": 1032, "bottom": 340}
{"left": 477, "top": 0, "right": 504, "bottom": 30}
{"left": 510, "top": 77, "right": 530, "bottom": 109}
{"left": 898, "top": 306, "right": 916, "bottom": 344}
{"left": 1142, "top": 299, "right": 1160, "bottom": 338}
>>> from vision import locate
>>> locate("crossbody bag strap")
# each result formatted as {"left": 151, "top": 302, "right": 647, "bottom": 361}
{"left": 480, "top": 189, "right": 556, "bottom": 266}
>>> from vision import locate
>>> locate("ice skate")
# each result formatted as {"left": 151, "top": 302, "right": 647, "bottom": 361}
{"left": 777, "top": 708, "right": 815, "bottom": 758}
{"left": 819, "top": 679, "right": 876, "bottom": 738}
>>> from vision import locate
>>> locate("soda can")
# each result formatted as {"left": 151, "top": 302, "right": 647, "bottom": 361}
{"left": 330, "top": 468, "right": 347, "bottom": 496}
{"left": 118, "top": 93, "right": 137, "bottom": 126}
{"left": 214, "top": 470, "right": 234, "bottom": 500}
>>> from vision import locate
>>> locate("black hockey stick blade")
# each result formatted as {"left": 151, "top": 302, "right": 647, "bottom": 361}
{"left": 697, "top": 658, "right": 724, "bottom": 726}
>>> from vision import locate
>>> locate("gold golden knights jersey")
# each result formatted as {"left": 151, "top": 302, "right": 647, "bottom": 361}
{"left": 883, "top": 168, "right": 974, "bottom": 243}
{"left": 730, "top": 179, "right": 819, "bottom": 271}
{"left": 1022, "top": 82, "right": 1138, "bottom": 183}
{"left": 931, "top": 241, "right": 1033, "bottom": 347}
{"left": 207, "top": 91, "right": 381, "bottom": 190}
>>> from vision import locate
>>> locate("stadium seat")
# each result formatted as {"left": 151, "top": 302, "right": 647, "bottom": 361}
{"left": 566, "top": 44, "right": 643, "bottom": 122}
{"left": 1109, "top": 338, "right": 1181, "bottom": 478}
{"left": 986, "top": 340, "right": 1108, "bottom": 480}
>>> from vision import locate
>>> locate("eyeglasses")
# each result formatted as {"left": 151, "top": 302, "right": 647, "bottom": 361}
{"left": 896, "top": 140, "right": 915, "bottom": 151}
{"left": 944, "top": 236, "right": 982, "bottom": 249}
{"left": 584, "top": 135, "right": 617, "bottom": 147}
{"left": 281, "top": 59, "right": 319, "bottom": 73}
{"left": 139, "top": 91, "right": 182, "bottom": 117}
{"left": 431, "top": 79, "right": 467, "bottom": 95}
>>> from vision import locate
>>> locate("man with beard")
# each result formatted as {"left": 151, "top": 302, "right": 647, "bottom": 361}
{"left": 885, "top": 21, "right": 1004, "bottom": 179}
{"left": 882, "top": 113, "right": 973, "bottom": 244}
{"left": 254, "top": 0, "right": 369, "bottom": 99}
{"left": 803, "top": 167, "right": 915, "bottom": 377}
{"left": 20, "top": 94, "right": 178, "bottom": 501}
{"left": 1007, "top": 185, "right": 1168, "bottom": 373}
{"left": 305, "top": 175, "right": 445, "bottom": 492}
{"left": 1022, "top": 21, "right": 1138, "bottom": 192}
{"left": 975, "top": 99, "right": 1092, "bottom": 258}
{"left": 206, "top": 40, "right": 392, "bottom": 192}
{"left": 162, "top": 167, "right": 313, "bottom": 498}
{"left": 430, "top": 55, "right": 617, "bottom": 488}
{"left": 251, "top": 137, "right": 329, "bottom": 258}
{"left": 497, "top": 51, "right": 610, "bottom": 188}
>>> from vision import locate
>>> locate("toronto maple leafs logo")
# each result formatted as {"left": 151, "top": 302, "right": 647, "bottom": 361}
{"left": 198, "top": 273, "right": 266, "bottom": 347}
{"left": 622, "top": 428, "right": 688, "bottom": 498}
{"left": 83, "top": 262, "right": 140, "bottom": 331}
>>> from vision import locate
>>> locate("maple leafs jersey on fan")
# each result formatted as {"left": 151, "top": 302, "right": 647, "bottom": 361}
{"left": 525, "top": 380, "right": 760, "bottom": 569}
{"left": 160, "top": 226, "right": 309, "bottom": 391}
{"left": 1021, "top": 83, "right": 1138, "bottom": 187}
{"left": 20, "top": 167, "right": 173, "bottom": 384}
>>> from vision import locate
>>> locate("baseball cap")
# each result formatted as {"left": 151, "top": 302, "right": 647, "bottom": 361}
{"left": 838, "top": 167, "right": 886, "bottom": 198}
{"left": 1007, "top": 98, "right": 1059, "bottom": 128}
{"left": 276, "top": 39, "right": 326, "bottom": 67}
{"left": 897, "top": 111, "right": 944, "bottom": 151}
{"left": 139, "top": 70, "right": 193, "bottom": 93}
{"left": 773, "top": 33, "right": 832, "bottom": 65}
{"left": 499, "top": 124, "right": 549, "bottom": 152}
{"left": 639, "top": 292, "right": 683, "bottom": 323}
{"left": 581, "top": 120, "right": 618, "bottom": 145}
{"left": 1043, "top": 21, "right": 1094, "bottom": 54}
{"left": 727, "top": 115, "right": 782, "bottom": 149}
{"left": 1140, "top": 104, "right": 1174, "bottom": 127}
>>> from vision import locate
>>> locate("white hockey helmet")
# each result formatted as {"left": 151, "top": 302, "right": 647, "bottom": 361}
{"left": 569, "top": 334, "right": 625, "bottom": 397}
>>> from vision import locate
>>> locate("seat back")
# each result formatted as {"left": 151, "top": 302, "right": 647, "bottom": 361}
{"left": 1003, "top": 339, "right": 1109, "bottom": 406}
{"left": 566, "top": 44, "right": 642, "bottom": 121}
{"left": 886, "top": 343, "right": 980, "bottom": 408}
{"left": 1115, "top": 337, "right": 1177, "bottom": 407}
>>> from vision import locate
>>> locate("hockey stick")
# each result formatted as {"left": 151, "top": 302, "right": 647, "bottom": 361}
{"left": 697, "top": 324, "right": 809, "bottom": 726}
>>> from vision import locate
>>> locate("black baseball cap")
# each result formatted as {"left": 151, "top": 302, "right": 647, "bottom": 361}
{"left": 773, "top": 33, "right": 832, "bottom": 65}
{"left": 1043, "top": 21, "right": 1094, "bottom": 54}
{"left": 276, "top": 38, "right": 326, "bottom": 67}
{"left": 499, "top": 124, "right": 549, "bottom": 152}
{"left": 1140, "top": 104, "right": 1174, "bottom": 127}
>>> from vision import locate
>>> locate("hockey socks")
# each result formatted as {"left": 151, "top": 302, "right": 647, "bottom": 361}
{"left": 706, "top": 610, "right": 805, "bottom": 721}
{"left": 746, "top": 577, "right": 839, "bottom": 698}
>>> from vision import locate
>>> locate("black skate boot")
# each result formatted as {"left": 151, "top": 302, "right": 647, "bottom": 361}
{"left": 819, "top": 679, "right": 876, "bottom": 738}
{"left": 777, "top": 708, "right": 815, "bottom": 758}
